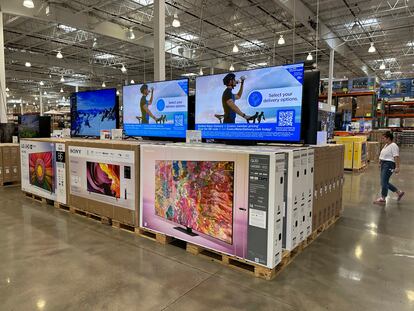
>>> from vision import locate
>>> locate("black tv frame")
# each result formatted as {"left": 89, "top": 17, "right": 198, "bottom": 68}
{"left": 122, "top": 78, "right": 190, "bottom": 142}
{"left": 70, "top": 88, "right": 119, "bottom": 138}
{"left": 194, "top": 63, "right": 306, "bottom": 145}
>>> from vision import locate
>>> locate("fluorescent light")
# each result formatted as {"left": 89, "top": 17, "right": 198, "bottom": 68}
{"left": 127, "top": 28, "right": 135, "bottom": 40}
{"left": 229, "top": 64, "right": 235, "bottom": 71}
{"left": 39, "top": 81, "right": 44, "bottom": 86}
{"left": 23, "top": 0, "right": 34, "bottom": 9}
{"left": 60, "top": 76, "right": 65, "bottom": 82}
{"left": 306, "top": 53, "right": 313, "bottom": 61}
{"left": 379, "top": 63, "right": 386, "bottom": 70}
{"left": 278, "top": 35, "right": 285, "bottom": 45}
{"left": 132, "top": 0, "right": 154, "bottom": 5}
{"left": 172, "top": 14, "right": 180, "bottom": 28}
{"left": 130, "top": 79, "right": 135, "bottom": 84}
{"left": 56, "top": 51, "right": 63, "bottom": 59}
{"left": 239, "top": 40, "right": 264, "bottom": 49}
{"left": 102, "top": 81, "right": 106, "bottom": 88}
{"left": 121, "top": 64, "right": 127, "bottom": 73}
{"left": 181, "top": 73, "right": 197, "bottom": 77}
{"left": 232, "top": 44, "right": 239, "bottom": 53}
{"left": 58, "top": 24, "right": 77, "bottom": 33}
{"left": 199, "top": 68, "right": 204, "bottom": 75}
{"left": 60, "top": 88, "right": 64, "bottom": 93}
{"left": 92, "top": 38, "right": 98, "bottom": 48}
{"left": 25, "top": 61, "right": 31, "bottom": 67}
{"left": 368, "top": 43, "right": 376, "bottom": 53}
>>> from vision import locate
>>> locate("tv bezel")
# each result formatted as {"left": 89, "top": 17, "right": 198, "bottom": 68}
{"left": 194, "top": 63, "right": 305, "bottom": 144}
{"left": 154, "top": 159, "right": 235, "bottom": 245}
{"left": 70, "top": 88, "right": 119, "bottom": 138}
{"left": 122, "top": 78, "right": 190, "bottom": 141}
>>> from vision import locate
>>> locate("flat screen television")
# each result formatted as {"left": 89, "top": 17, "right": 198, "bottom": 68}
{"left": 29, "top": 151, "right": 55, "bottom": 192}
{"left": 195, "top": 63, "right": 305, "bottom": 142}
{"left": 154, "top": 160, "right": 234, "bottom": 244}
{"left": 18, "top": 114, "right": 51, "bottom": 138}
{"left": 123, "top": 79, "right": 189, "bottom": 139}
{"left": 70, "top": 88, "right": 118, "bottom": 137}
{"left": 0, "top": 123, "right": 17, "bottom": 143}
{"left": 86, "top": 161, "right": 121, "bottom": 199}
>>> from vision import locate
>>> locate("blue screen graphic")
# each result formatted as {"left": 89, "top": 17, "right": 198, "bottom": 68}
{"left": 195, "top": 63, "right": 304, "bottom": 142}
{"left": 123, "top": 79, "right": 189, "bottom": 138}
{"left": 70, "top": 88, "right": 117, "bottom": 137}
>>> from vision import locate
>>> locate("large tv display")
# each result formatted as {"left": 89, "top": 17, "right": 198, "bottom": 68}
{"left": 70, "top": 88, "right": 118, "bottom": 137}
{"left": 154, "top": 160, "right": 234, "bottom": 244}
{"left": 123, "top": 79, "right": 189, "bottom": 139}
{"left": 18, "top": 114, "right": 51, "bottom": 138}
{"left": 86, "top": 161, "right": 121, "bottom": 199}
{"left": 195, "top": 63, "right": 304, "bottom": 142}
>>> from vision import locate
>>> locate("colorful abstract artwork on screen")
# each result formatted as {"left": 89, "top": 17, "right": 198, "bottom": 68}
{"left": 155, "top": 160, "right": 234, "bottom": 244}
{"left": 29, "top": 151, "right": 54, "bottom": 192}
{"left": 86, "top": 162, "right": 120, "bottom": 198}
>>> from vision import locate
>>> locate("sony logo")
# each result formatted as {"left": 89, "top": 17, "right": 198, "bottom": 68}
{"left": 70, "top": 148, "right": 82, "bottom": 155}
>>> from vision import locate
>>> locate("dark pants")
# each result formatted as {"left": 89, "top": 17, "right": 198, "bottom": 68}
{"left": 381, "top": 161, "right": 398, "bottom": 198}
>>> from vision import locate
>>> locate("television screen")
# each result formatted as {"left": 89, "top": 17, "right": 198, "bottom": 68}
{"left": 123, "top": 79, "right": 189, "bottom": 139}
{"left": 19, "top": 115, "right": 40, "bottom": 138}
{"left": 195, "top": 63, "right": 304, "bottom": 142}
{"left": 29, "top": 151, "right": 54, "bottom": 192}
{"left": 86, "top": 161, "right": 121, "bottom": 198}
{"left": 154, "top": 160, "right": 234, "bottom": 244}
{"left": 70, "top": 88, "right": 118, "bottom": 137}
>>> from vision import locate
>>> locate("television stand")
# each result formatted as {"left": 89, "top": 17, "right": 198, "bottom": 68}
{"left": 174, "top": 226, "right": 198, "bottom": 237}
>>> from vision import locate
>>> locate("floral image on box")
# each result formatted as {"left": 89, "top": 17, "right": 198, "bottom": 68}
{"left": 29, "top": 151, "right": 54, "bottom": 192}
{"left": 86, "top": 162, "right": 120, "bottom": 198}
{"left": 155, "top": 160, "right": 234, "bottom": 244}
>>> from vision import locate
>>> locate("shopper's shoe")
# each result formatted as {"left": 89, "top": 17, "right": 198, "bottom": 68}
{"left": 373, "top": 198, "right": 386, "bottom": 205}
{"left": 397, "top": 191, "right": 405, "bottom": 201}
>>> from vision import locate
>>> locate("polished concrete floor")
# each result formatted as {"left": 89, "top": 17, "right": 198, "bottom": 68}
{"left": 1, "top": 151, "right": 413, "bottom": 311}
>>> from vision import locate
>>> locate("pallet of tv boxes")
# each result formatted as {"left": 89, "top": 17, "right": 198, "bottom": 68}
{"left": 66, "top": 139, "right": 141, "bottom": 226}
{"left": 312, "top": 144, "right": 345, "bottom": 230}
{"left": 0, "top": 143, "right": 20, "bottom": 185}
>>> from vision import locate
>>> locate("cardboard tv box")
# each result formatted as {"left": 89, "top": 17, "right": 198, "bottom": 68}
{"left": 67, "top": 139, "right": 141, "bottom": 226}
{"left": 0, "top": 143, "right": 20, "bottom": 184}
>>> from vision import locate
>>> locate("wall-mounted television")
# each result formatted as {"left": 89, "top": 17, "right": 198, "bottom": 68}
{"left": 123, "top": 79, "right": 189, "bottom": 139}
{"left": 195, "top": 63, "right": 304, "bottom": 142}
{"left": 154, "top": 160, "right": 234, "bottom": 244}
{"left": 18, "top": 114, "right": 51, "bottom": 138}
{"left": 70, "top": 88, "right": 118, "bottom": 137}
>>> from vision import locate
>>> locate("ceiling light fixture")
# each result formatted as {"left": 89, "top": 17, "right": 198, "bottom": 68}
{"left": 278, "top": 35, "right": 285, "bottom": 45}
{"left": 127, "top": 27, "right": 135, "bottom": 40}
{"left": 379, "top": 62, "right": 386, "bottom": 70}
{"left": 44, "top": 91, "right": 47, "bottom": 95}
{"left": 6, "top": 87, "right": 9, "bottom": 92}
{"left": 60, "top": 88, "right": 64, "bottom": 93}
{"left": 130, "top": 79, "right": 135, "bottom": 84}
{"left": 56, "top": 51, "right": 63, "bottom": 59}
{"left": 23, "top": 0, "right": 34, "bottom": 9}
{"left": 120, "top": 64, "right": 127, "bottom": 73}
{"left": 35, "top": 96, "right": 38, "bottom": 100}
{"left": 39, "top": 81, "right": 44, "bottom": 86}
{"left": 199, "top": 67, "right": 204, "bottom": 75}
{"left": 229, "top": 64, "right": 235, "bottom": 71}
{"left": 102, "top": 81, "right": 106, "bottom": 88}
{"left": 25, "top": 61, "right": 31, "bottom": 67}
{"left": 232, "top": 44, "right": 239, "bottom": 53}
{"left": 116, "top": 90, "right": 120, "bottom": 96}
{"left": 60, "top": 76, "right": 65, "bottom": 82}
{"left": 368, "top": 42, "right": 376, "bottom": 53}
{"left": 172, "top": 14, "right": 181, "bottom": 28}
{"left": 306, "top": 53, "right": 313, "bottom": 61}
{"left": 92, "top": 38, "right": 98, "bottom": 48}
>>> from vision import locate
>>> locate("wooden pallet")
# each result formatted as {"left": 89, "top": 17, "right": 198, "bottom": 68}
{"left": 136, "top": 227, "right": 175, "bottom": 244}
{"left": 0, "top": 181, "right": 20, "bottom": 187}
{"left": 112, "top": 220, "right": 136, "bottom": 233}
{"left": 24, "top": 191, "right": 54, "bottom": 205}
{"left": 69, "top": 207, "right": 111, "bottom": 225}
{"left": 54, "top": 201, "right": 70, "bottom": 212}
{"left": 345, "top": 165, "right": 367, "bottom": 173}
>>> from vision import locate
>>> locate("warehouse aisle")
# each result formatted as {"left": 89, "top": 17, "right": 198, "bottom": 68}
{"left": 0, "top": 150, "right": 413, "bottom": 311}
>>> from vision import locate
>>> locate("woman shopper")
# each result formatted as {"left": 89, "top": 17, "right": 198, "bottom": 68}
{"left": 374, "top": 131, "right": 405, "bottom": 204}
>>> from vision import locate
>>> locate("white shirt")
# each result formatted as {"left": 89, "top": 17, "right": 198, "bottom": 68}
{"left": 379, "top": 142, "right": 399, "bottom": 162}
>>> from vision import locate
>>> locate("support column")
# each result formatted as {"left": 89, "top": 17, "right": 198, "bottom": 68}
{"left": 154, "top": 0, "right": 165, "bottom": 81}
{"left": 327, "top": 48, "right": 334, "bottom": 107}
{"left": 0, "top": 13, "right": 7, "bottom": 123}
{"left": 75, "top": 85, "right": 79, "bottom": 92}
{"left": 39, "top": 90, "right": 43, "bottom": 116}
{"left": 210, "top": 67, "right": 215, "bottom": 75}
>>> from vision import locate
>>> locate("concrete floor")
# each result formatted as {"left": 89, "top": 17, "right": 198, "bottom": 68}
{"left": 1, "top": 151, "right": 413, "bottom": 311}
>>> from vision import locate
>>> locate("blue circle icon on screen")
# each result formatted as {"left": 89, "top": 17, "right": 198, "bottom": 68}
{"left": 248, "top": 91, "right": 262, "bottom": 107}
{"left": 157, "top": 99, "right": 165, "bottom": 111}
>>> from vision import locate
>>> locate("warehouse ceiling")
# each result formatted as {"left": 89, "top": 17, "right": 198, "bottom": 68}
{"left": 2, "top": 0, "right": 414, "bottom": 109}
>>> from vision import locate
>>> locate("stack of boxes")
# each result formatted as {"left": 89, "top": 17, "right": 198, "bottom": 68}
{"left": 367, "top": 141, "right": 380, "bottom": 162}
{"left": 0, "top": 144, "right": 20, "bottom": 185}
{"left": 333, "top": 136, "right": 367, "bottom": 170}
{"left": 313, "top": 145, "right": 344, "bottom": 230}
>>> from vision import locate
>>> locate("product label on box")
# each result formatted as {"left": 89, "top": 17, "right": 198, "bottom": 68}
{"left": 247, "top": 154, "right": 270, "bottom": 265}
{"left": 55, "top": 143, "right": 67, "bottom": 205}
